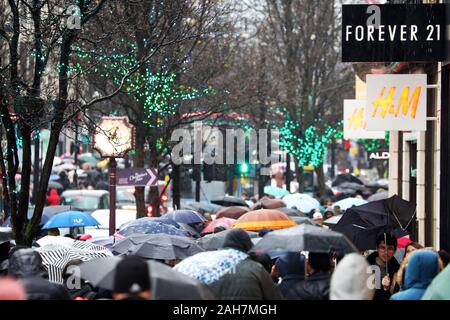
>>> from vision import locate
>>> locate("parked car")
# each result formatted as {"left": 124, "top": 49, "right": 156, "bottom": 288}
{"left": 59, "top": 190, "right": 109, "bottom": 213}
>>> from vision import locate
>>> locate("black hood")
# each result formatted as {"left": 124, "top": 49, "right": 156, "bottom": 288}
{"left": 8, "top": 249, "right": 46, "bottom": 278}
{"left": 222, "top": 229, "right": 253, "bottom": 253}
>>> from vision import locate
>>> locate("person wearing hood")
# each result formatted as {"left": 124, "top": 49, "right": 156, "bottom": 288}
{"left": 391, "top": 250, "right": 440, "bottom": 300}
{"left": 286, "top": 252, "right": 332, "bottom": 300}
{"left": 8, "top": 248, "right": 69, "bottom": 300}
{"left": 203, "top": 229, "right": 283, "bottom": 300}
{"left": 46, "top": 189, "right": 61, "bottom": 206}
{"left": 330, "top": 253, "right": 374, "bottom": 300}
{"left": 275, "top": 252, "right": 307, "bottom": 299}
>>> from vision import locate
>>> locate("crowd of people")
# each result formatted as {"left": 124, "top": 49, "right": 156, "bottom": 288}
{"left": 0, "top": 227, "right": 449, "bottom": 300}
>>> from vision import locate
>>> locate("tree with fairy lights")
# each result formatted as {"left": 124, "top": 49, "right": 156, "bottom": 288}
{"left": 0, "top": 0, "right": 189, "bottom": 245}
{"left": 254, "top": 0, "right": 353, "bottom": 195}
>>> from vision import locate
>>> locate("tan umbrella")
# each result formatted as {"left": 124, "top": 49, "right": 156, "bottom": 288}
{"left": 233, "top": 209, "right": 296, "bottom": 231}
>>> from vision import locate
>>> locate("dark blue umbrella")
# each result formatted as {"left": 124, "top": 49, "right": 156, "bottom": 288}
{"left": 164, "top": 210, "right": 206, "bottom": 224}
{"left": 116, "top": 218, "right": 190, "bottom": 238}
{"left": 42, "top": 211, "right": 100, "bottom": 229}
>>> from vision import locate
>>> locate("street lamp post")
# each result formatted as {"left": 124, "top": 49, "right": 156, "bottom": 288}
{"left": 93, "top": 117, "right": 134, "bottom": 236}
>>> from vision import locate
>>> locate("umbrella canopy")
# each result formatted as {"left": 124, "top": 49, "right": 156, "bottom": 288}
{"left": 115, "top": 217, "right": 190, "bottom": 238}
{"left": 36, "top": 235, "right": 75, "bottom": 247}
{"left": 200, "top": 218, "right": 236, "bottom": 235}
{"left": 333, "top": 197, "right": 368, "bottom": 211}
{"left": 53, "top": 157, "right": 62, "bottom": 166}
{"left": 333, "top": 195, "right": 416, "bottom": 251}
{"left": 251, "top": 224, "right": 357, "bottom": 255}
{"left": 323, "top": 214, "right": 343, "bottom": 228}
{"left": 211, "top": 196, "right": 248, "bottom": 207}
{"left": 42, "top": 211, "right": 100, "bottom": 229}
{"left": 78, "top": 153, "right": 98, "bottom": 166}
{"left": 53, "top": 163, "right": 76, "bottom": 173}
{"left": 111, "top": 233, "right": 204, "bottom": 260}
{"left": 174, "top": 249, "right": 248, "bottom": 285}
{"left": 36, "top": 241, "right": 113, "bottom": 283}
{"left": 163, "top": 210, "right": 206, "bottom": 224}
{"left": 282, "top": 193, "right": 320, "bottom": 213}
{"left": 183, "top": 202, "right": 223, "bottom": 215}
{"left": 87, "top": 236, "right": 117, "bottom": 249}
{"left": 290, "top": 216, "right": 316, "bottom": 226}
{"left": 197, "top": 229, "right": 259, "bottom": 251}
{"left": 0, "top": 227, "right": 14, "bottom": 244}
{"left": 91, "top": 209, "right": 136, "bottom": 229}
{"left": 28, "top": 205, "right": 75, "bottom": 226}
{"left": 368, "top": 191, "right": 389, "bottom": 202}
{"left": 263, "top": 186, "right": 290, "bottom": 198}
{"left": 233, "top": 209, "right": 296, "bottom": 231}
{"left": 49, "top": 174, "right": 60, "bottom": 181}
{"left": 337, "top": 182, "right": 366, "bottom": 192}
{"left": 252, "top": 197, "right": 286, "bottom": 210}
{"left": 47, "top": 181, "right": 63, "bottom": 191}
{"left": 215, "top": 206, "right": 250, "bottom": 220}
{"left": 79, "top": 256, "right": 216, "bottom": 299}
{"left": 332, "top": 173, "right": 364, "bottom": 187}
{"left": 277, "top": 207, "right": 308, "bottom": 218}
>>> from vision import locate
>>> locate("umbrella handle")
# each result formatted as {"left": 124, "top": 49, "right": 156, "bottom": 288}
{"left": 384, "top": 232, "right": 388, "bottom": 276}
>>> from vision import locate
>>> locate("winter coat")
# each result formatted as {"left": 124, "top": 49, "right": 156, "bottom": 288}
{"left": 21, "top": 276, "right": 70, "bottom": 300}
{"left": 208, "top": 258, "right": 284, "bottom": 300}
{"left": 276, "top": 252, "right": 306, "bottom": 299}
{"left": 391, "top": 251, "right": 440, "bottom": 300}
{"left": 366, "top": 251, "right": 400, "bottom": 300}
{"left": 47, "top": 189, "right": 61, "bottom": 206}
{"left": 284, "top": 272, "right": 331, "bottom": 300}
{"left": 8, "top": 249, "right": 47, "bottom": 279}
{"left": 422, "top": 263, "right": 450, "bottom": 300}
{"left": 330, "top": 253, "right": 374, "bottom": 300}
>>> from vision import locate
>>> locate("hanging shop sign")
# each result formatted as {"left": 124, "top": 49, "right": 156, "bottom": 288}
{"left": 366, "top": 74, "right": 427, "bottom": 131}
{"left": 342, "top": 4, "right": 447, "bottom": 62}
{"left": 343, "top": 100, "right": 385, "bottom": 140}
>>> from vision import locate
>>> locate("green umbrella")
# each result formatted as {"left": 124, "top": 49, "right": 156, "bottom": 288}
{"left": 264, "top": 186, "right": 290, "bottom": 198}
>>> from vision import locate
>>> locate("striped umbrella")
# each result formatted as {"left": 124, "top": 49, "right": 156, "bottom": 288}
{"left": 36, "top": 240, "right": 112, "bottom": 284}
{"left": 233, "top": 209, "right": 296, "bottom": 231}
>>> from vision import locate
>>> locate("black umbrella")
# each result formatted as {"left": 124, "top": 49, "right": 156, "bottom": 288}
{"left": 332, "top": 173, "right": 364, "bottom": 187}
{"left": 250, "top": 224, "right": 357, "bottom": 255}
{"left": 337, "top": 182, "right": 366, "bottom": 192}
{"left": 333, "top": 194, "right": 416, "bottom": 251}
{"left": 211, "top": 196, "right": 248, "bottom": 207}
{"left": 277, "top": 207, "right": 308, "bottom": 218}
{"left": 79, "top": 256, "right": 216, "bottom": 299}
{"left": 290, "top": 216, "right": 316, "bottom": 226}
{"left": 0, "top": 227, "right": 14, "bottom": 244}
{"left": 47, "top": 181, "right": 64, "bottom": 191}
{"left": 111, "top": 234, "right": 204, "bottom": 260}
{"left": 197, "top": 229, "right": 259, "bottom": 251}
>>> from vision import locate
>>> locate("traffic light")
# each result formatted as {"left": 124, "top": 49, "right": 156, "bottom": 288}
{"left": 238, "top": 162, "right": 250, "bottom": 174}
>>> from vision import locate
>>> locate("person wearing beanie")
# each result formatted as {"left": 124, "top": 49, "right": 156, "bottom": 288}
{"left": 330, "top": 253, "right": 374, "bottom": 300}
{"left": 113, "top": 255, "right": 151, "bottom": 300}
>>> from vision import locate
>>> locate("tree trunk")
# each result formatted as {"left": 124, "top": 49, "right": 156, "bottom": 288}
{"left": 295, "top": 160, "right": 304, "bottom": 193}
{"left": 315, "top": 163, "right": 326, "bottom": 198}
{"left": 134, "top": 125, "right": 146, "bottom": 218}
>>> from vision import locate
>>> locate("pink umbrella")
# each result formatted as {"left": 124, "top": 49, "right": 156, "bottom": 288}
{"left": 200, "top": 218, "right": 236, "bottom": 235}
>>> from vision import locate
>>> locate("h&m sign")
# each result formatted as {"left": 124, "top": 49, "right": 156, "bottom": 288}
{"left": 342, "top": 4, "right": 447, "bottom": 62}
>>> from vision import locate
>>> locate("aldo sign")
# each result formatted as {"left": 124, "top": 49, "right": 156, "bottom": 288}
{"left": 342, "top": 4, "right": 447, "bottom": 62}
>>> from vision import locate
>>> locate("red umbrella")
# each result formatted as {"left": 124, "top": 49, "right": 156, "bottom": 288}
{"left": 200, "top": 218, "right": 237, "bottom": 235}
{"left": 215, "top": 206, "right": 250, "bottom": 220}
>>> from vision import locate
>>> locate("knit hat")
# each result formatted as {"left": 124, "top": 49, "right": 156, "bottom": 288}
{"left": 113, "top": 255, "right": 151, "bottom": 294}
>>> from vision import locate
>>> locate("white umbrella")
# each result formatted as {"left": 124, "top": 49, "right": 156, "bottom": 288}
{"left": 53, "top": 163, "right": 76, "bottom": 173}
{"left": 333, "top": 198, "right": 368, "bottom": 211}
{"left": 282, "top": 193, "right": 320, "bottom": 213}
{"left": 53, "top": 157, "right": 62, "bottom": 166}
{"left": 36, "top": 236, "right": 75, "bottom": 247}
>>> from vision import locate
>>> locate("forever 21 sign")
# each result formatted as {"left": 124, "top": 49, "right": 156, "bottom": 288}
{"left": 342, "top": 4, "right": 446, "bottom": 62}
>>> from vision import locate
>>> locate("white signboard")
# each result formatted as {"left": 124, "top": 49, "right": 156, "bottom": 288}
{"left": 366, "top": 74, "right": 427, "bottom": 131}
{"left": 343, "top": 100, "right": 385, "bottom": 140}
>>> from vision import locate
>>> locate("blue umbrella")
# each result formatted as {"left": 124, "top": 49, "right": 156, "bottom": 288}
{"left": 164, "top": 210, "right": 206, "bottom": 224}
{"left": 116, "top": 218, "right": 190, "bottom": 238}
{"left": 151, "top": 216, "right": 180, "bottom": 228}
{"left": 42, "top": 211, "right": 100, "bottom": 229}
{"left": 333, "top": 197, "right": 368, "bottom": 211}
{"left": 49, "top": 174, "right": 60, "bottom": 181}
